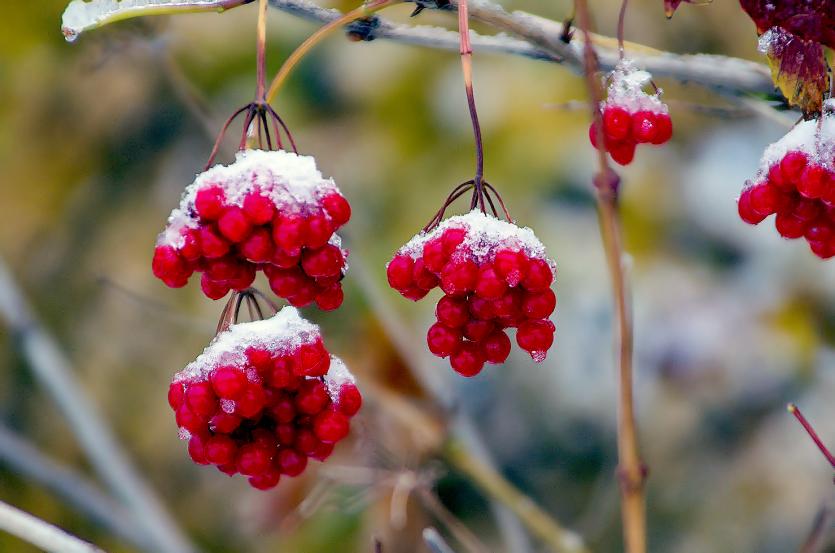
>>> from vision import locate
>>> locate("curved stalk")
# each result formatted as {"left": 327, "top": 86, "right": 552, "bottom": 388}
{"left": 265, "top": 0, "right": 400, "bottom": 104}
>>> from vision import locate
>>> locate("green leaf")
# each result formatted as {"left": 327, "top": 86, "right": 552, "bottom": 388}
{"left": 61, "top": 0, "right": 250, "bottom": 42}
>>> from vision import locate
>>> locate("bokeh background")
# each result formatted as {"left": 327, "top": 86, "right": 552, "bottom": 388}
{"left": 1, "top": 1, "right": 834, "bottom": 552}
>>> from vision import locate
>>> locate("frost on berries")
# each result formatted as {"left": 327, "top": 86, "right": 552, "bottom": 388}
{"left": 737, "top": 101, "right": 835, "bottom": 259}
{"left": 387, "top": 210, "right": 557, "bottom": 376}
{"left": 152, "top": 149, "right": 351, "bottom": 309}
{"left": 588, "top": 60, "right": 672, "bottom": 166}
{"left": 168, "top": 307, "right": 361, "bottom": 490}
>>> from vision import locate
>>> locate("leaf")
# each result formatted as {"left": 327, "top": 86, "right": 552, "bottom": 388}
{"left": 61, "top": 0, "right": 250, "bottom": 42}
{"left": 739, "top": 0, "right": 835, "bottom": 47}
{"left": 663, "top": 0, "right": 712, "bottom": 19}
{"left": 758, "top": 26, "right": 829, "bottom": 114}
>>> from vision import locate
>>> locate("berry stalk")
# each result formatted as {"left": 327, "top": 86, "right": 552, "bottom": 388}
{"left": 457, "top": 0, "right": 485, "bottom": 190}
{"left": 264, "top": 0, "right": 400, "bottom": 104}
{"left": 255, "top": 0, "right": 268, "bottom": 102}
{"left": 575, "top": 0, "right": 647, "bottom": 552}
{"left": 788, "top": 403, "right": 835, "bottom": 469}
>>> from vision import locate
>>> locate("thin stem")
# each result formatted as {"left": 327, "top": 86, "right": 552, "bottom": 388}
{"left": 216, "top": 292, "right": 241, "bottom": 335}
{"left": 266, "top": 104, "right": 298, "bottom": 153}
{"left": 445, "top": 441, "right": 590, "bottom": 553}
{"left": 482, "top": 182, "right": 512, "bottom": 221}
{"left": 0, "top": 500, "right": 105, "bottom": 553}
{"left": 616, "top": 0, "right": 628, "bottom": 60}
{"left": 457, "top": 0, "right": 485, "bottom": 185}
{"left": 788, "top": 404, "right": 835, "bottom": 469}
{"left": 265, "top": 0, "right": 399, "bottom": 104}
{"left": 574, "top": 0, "right": 646, "bottom": 552}
{"left": 423, "top": 181, "right": 475, "bottom": 232}
{"left": 256, "top": 0, "right": 268, "bottom": 101}
{"left": 205, "top": 104, "right": 251, "bottom": 169}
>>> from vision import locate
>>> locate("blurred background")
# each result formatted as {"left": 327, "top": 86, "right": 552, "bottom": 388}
{"left": 1, "top": 1, "right": 834, "bottom": 552}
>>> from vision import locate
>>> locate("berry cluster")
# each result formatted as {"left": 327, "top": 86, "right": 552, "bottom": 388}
{"left": 168, "top": 307, "right": 361, "bottom": 490}
{"left": 738, "top": 112, "right": 835, "bottom": 259}
{"left": 588, "top": 60, "right": 672, "bottom": 166}
{"left": 387, "top": 210, "right": 557, "bottom": 377}
{"left": 152, "top": 149, "right": 351, "bottom": 309}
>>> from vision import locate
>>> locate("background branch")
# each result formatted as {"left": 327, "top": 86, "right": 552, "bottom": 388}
{"left": 0, "top": 499, "right": 105, "bottom": 553}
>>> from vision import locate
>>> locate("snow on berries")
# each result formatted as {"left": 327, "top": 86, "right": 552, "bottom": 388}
{"left": 152, "top": 149, "right": 351, "bottom": 309}
{"left": 588, "top": 60, "right": 673, "bottom": 166}
{"left": 168, "top": 307, "right": 361, "bottom": 490}
{"left": 737, "top": 103, "right": 835, "bottom": 259}
{"left": 387, "top": 210, "right": 557, "bottom": 376}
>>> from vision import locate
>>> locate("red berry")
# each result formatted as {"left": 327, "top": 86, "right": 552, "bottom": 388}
{"left": 188, "top": 434, "right": 210, "bottom": 465}
{"left": 269, "top": 394, "right": 296, "bottom": 423}
{"left": 295, "top": 429, "right": 320, "bottom": 455}
{"left": 748, "top": 183, "right": 782, "bottom": 217}
{"left": 442, "top": 228, "right": 466, "bottom": 254}
{"left": 295, "top": 339, "right": 331, "bottom": 377}
{"left": 276, "top": 423, "right": 296, "bottom": 445}
{"left": 237, "top": 444, "right": 273, "bottom": 476}
{"left": 775, "top": 212, "right": 807, "bottom": 239}
{"left": 483, "top": 331, "right": 511, "bottom": 364}
{"left": 194, "top": 186, "right": 226, "bottom": 221}
{"left": 798, "top": 165, "right": 828, "bottom": 199}
{"left": 650, "top": 113, "right": 672, "bottom": 145}
{"left": 200, "top": 274, "right": 229, "bottom": 300}
{"left": 436, "top": 295, "right": 469, "bottom": 328}
{"left": 268, "top": 267, "right": 306, "bottom": 298}
{"left": 175, "top": 405, "right": 205, "bottom": 434}
{"left": 302, "top": 244, "right": 345, "bottom": 277}
{"left": 522, "top": 258, "right": 553, "bottom": 291}
{"left": 218, "top": 207, "right": 252, "bottom": 243}
{"left": 185, "top": 382, "right": 217, "bottom": 417}
{"left": 322, "top": 193, "right": 351, "bottom": 228}
{"left": 246, "top": 348, "right": 273, "bottom": 374}
{"left": 179, "top": 229, "right": 202, "bottom": 262}
{"left": 305, "top": 212, "right": 334, "bottom": 249}
{"left": 209, "top": 412, "right": 241, "bottom": 434}
{"left": 240, "top": 229, "right": 274, "bottom": 263}
{"left": 199, "top": 226, "right": 230, "bottom": 259}
{"left": 400, "top": 287, "right": 429, "bottom": 301}
{"left": 780, "top": 151, "right": 807, "bottom": 183}
{"left": 236, "top": 384, "right": 266, "bottom": 419}
{"left": 413, "top": 258, "right": 439, "bottom": 290}
{"left": 168, "top": 382, "right": 185, "bottom": 410}
{"left": 277, "top": 448, "right": 308, "bottom": 476}
{"left": 315, "top": 283, "right": 344, "bottom": 311}
{"left": 314, "top": 409, "right": 350, "bottom": 443}
{"left": 242, "top": 192, "right": 275, "bottom": 225}
{"left": 249, "top": 469, "right": 281, "bottom": 490}
{"left": 310, "top": 442, "right": 335, "bottom": 461}
{"left": 427, "top": 323, "right": 462, "bottom": 358}
{"left": 337, "top": 383, "right": 362, "bottom": 416}
{"left": 272, "top": 214, "right": 306, "bottom": 256}
{"left": 738, "top": 188, "right": 768, "bottom": 225}
{"left": 440, "top": 260, "right": 478, "bottom": 296}
{"left": 608, "top": 140, "right": 636, "bottom": 166}
{"left": 516, "top": 319, "right": 555, "bottom": 360}
{"left": 449, "top": 342, "right": 486, "bottom": 377}
{"left": 295, "top": 380, "right": 330, "bottom": 415}
{"left": 206, "top": 435, "right": 237, "bottom": 465}
{"left": 631, "top": 111, "right": 657, "bottom": 144}
{"left": 602, "top": 106, "right": 631, "bottom": 141}
{"left": 152, "top": 246, "right": 190, "bottom": 288}
{"left": 522, "top": 288, "right": 557, "bottom": 319}
{"left": 387, "top": 255, "right": 414, "bottom": 290}
{"left": 210, "top": 366, "right": 247, "bottom": 400}
{"left": 492, "top": 288, "right": 522, "bottom": 319}
{"left": 464, "top": 319, "right": 494, "bottom": 342}
{"left": 492, "top": 250, "right": 528, "bottom": 286}
{"left": 475, "top": 265, "right": 507, "bottom": 299}
{"left": 468, "top": 295, "right": 495, "bottom": 320}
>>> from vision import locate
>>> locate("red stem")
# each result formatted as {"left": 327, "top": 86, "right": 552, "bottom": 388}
{"left": 788, "top": 403, "right": 835, "bottom": 469}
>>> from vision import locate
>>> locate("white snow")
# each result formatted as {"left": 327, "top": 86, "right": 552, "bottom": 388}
{"left": 602, "top": 59, "right": 667, "bottom": 114}
{"left": 395, "top": 210, "right": 555, "bottom": 269}
{"left": 158, "top": 149, "right": 341, "bottom": 248}
{"left": 173, "top": 307, "right": 320, "bottom": 384}
{"left": 323, "top": 357, "right": 357, "bottom": 404}
{"left": 755, "top": 113, "right": 835, "bottom": 179}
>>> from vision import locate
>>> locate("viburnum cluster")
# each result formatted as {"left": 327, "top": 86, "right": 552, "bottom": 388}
{"left": 152, "top": 149, "right": 351, "bottom": 308}
{"left": 168, "top": 307, "right": 361, "bottom": 490}
{"left": 387, "top": 210, "right": 557, "bottom": 377}
{"left": 738, "top": 104, "right": 835, "bottom": 259}
{"left": 589, "top": 60, "right": 673, "bottom": 166}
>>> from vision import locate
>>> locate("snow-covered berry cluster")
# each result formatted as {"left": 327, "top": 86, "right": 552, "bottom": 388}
{"left": 588, "top": 60, "right": 672, "bottom": 166}
{"left": 738, "top": 107, "right": 835, "bottom": 259}
{"left": 387, "top": 211, "right": 557, "bottom": 376}
{"left": 152, "top": 149, "right": 350, "bottom": 308}
{"left": 168, "top": 307, "right": 361, "bottom": 490}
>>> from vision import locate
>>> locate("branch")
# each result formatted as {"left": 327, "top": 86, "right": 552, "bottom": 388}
{"left": 0, "top": 500, "right": 105, "bottom": 553}
{"left": 0, "top": 259, "right": 196, "bottom": 553}
{"left": 266, "top": 0, "right": 776, "bottom": 98}
{"left": 0, "top": 424, "right": 150, "bottom": 550}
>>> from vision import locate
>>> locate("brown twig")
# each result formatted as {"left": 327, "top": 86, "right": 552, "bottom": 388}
{"left": 573, "top": 1, "right": 646, "bottom": 553}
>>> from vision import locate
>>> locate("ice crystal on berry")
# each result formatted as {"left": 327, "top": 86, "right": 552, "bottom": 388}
{"left": 152, "top": 149, "right": 350, "bottom": 309}
{"left": 738, "top": 102, "right": 835, "bottom": 259}
{"left": 168, "top": 307, "right": 361, "bottom": 490}
{"left": 588, "top": 60, "right": 673, "bottom": 166}
{"left": 387, "top": 210, "right": 557, "bottom": 376}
